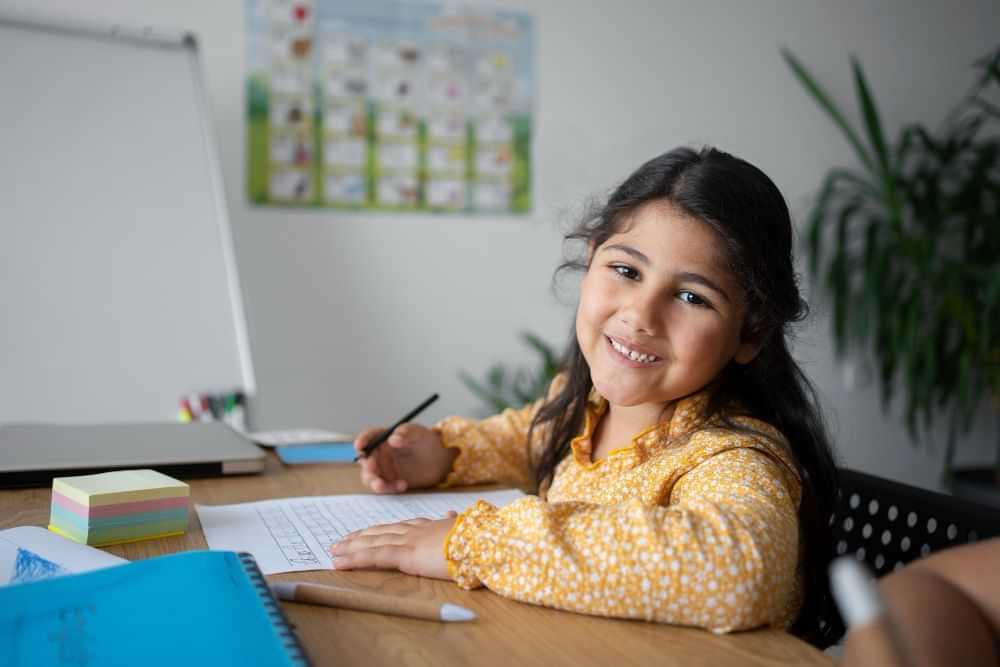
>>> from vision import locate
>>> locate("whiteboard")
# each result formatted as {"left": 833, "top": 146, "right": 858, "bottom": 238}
{"left": 0, "top": 13, "right": 255, "bottom": 423}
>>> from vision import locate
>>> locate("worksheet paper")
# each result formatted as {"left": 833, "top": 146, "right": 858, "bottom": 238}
{"left": 196, "top": 489, "right": 525, "bottom": 574}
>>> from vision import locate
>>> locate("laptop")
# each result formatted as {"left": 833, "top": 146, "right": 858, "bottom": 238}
{"left": 0, "top": 422, "right": 266, "bottom": 488}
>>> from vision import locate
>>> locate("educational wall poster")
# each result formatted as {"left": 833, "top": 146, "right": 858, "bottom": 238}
{"left": 246, "top": 0, "right": 534, "bottom": 214}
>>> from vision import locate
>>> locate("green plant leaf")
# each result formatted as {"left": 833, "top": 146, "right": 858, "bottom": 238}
{"left": 782, "top": 48, "right": 876, "bottom": 174}
{"left": 521, "top": 331, "right": 560, "bottom": 376}
{"left": 823, "top": 196, "right": 867, "bottom": 352}
{"left": 851, "top": 56, "right": 902, "bottom": 226}
{"left": 974, "top": 46, "right": 1000, "bottom": 87}
{"left": 459, "top": 370, "right": 511, "bottom": 414}
{"left": 850, "top": 57, "right": 891, "bottom": 173}
{"left": 459, "top": 332, "right": 561, "bottom": 416}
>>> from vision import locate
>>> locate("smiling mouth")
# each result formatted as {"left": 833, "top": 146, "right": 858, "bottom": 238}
{"left": 606, "top": 336, "right": 662, "bottom": 364}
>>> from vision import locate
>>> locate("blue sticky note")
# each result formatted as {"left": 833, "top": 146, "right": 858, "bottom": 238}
{"left": 276, "top": 442, "right": 356, "bottom": 464}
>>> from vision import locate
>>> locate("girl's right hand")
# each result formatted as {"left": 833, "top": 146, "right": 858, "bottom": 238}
{"left": 354, "top": 423, "right": 457, "bottom": 494}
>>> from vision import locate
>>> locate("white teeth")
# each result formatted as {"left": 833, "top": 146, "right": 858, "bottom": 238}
{"left": 609, "top": 338, "right": 659, "bottom": 363}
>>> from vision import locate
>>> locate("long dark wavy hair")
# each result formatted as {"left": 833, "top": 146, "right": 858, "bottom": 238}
{"left": 526, "top": 146, "right": 840, "bottom": 646}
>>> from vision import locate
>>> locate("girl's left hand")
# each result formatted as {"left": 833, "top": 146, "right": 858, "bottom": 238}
{"left": 329, "top": 513, "right": 457, "bottom": 580}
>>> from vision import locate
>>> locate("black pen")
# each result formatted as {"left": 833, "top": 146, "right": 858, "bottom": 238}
{"left": 354, "top": 393, "right": 439, "bottom": 461}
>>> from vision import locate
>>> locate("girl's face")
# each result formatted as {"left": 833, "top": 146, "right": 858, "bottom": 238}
{"left": 575, "top": 200, "right": 758, "bottom": 409}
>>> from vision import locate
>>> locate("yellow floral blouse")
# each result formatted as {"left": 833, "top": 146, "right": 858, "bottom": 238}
{"left": 434, "top": 381, "right": 803, "bottom": 633}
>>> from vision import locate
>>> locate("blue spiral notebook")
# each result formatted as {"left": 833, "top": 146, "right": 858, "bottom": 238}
{"left": 0, "top": 550, "right": 309, "bottom": 666}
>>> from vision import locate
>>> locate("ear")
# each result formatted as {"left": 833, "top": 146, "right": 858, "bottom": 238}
{"left": 733, "top": 339, "right": 761, "bottom": 365}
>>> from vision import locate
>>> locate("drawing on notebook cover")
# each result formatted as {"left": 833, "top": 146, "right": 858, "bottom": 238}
{"left": 12, "top": 548, "right": 66, "bottom": 584}
{"left": 0, "top": 526, "right": 127, "bottom": 587}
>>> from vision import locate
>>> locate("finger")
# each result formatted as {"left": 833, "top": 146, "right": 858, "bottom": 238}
{"left": 332, "top": 544, "right": 411, "bottom": 571}
{"left": 329, "top": 532, "right": 407, "bottom": 556}
{"left": 387, "top": 432, "right": 409, "bottom": 449}
{"left": 339, "top": 518, "right": 429, "bottom": 543}
{"left": 370, "top": 476, "right": 405, "bottom": 494}
{"left": 374, "top": 443, "right": 400, "bottom": 484}
{"left": 387, "top": 424, "right": 414, "bottom": 447}
{"left": 353, "top": 426, "right": 386, "bottom": 454}
{"left": 356, "top": 449, "right": 381, "bottom": 478}
{"left": 353, "top": 522, "right": 410, "bottom": 538}
{"left": 361, "top": 475, "right": 407, "bottom": 494}
{"left": 367, "top": 474, "right": 406, "bottom": 493}
{"left": 360, "top": 468, "right": 392, "bottom": 491}
{"left": 331, "top": 531, "right": 407, "bottom": 555}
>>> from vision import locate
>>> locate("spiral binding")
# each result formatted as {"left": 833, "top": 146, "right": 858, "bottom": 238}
{"left": 238, "top": 552, "right": 311, "bottom": 666}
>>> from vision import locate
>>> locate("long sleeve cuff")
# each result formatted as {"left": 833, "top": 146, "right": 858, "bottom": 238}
{"left": 443, "top": 499, "right": 507, "bottom": 589}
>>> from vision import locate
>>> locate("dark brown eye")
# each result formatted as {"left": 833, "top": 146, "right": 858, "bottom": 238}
{"left": 612, "top": 265, "right": 639, "bottom": 280}
{"left": 678, "top": 290, "right": 708, "bottom": 306}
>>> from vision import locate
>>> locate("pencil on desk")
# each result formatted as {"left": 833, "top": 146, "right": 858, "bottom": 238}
{"left": 269, "top": 580, "right": 476, "bottom": 623}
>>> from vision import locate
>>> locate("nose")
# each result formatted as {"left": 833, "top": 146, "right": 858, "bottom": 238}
{"left": 619, "top": 288, "right": 660, "bottom": 335}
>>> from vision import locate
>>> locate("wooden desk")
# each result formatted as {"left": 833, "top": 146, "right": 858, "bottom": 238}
{"left": 1, "top": 454, "right": 832, "bottom": 666}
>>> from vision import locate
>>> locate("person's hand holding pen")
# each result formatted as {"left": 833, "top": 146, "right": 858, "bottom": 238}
{"left": 353, "top": 394, "right": 458, "bottom": 494}
{"left": 354, "top": 423, "right": 457, "bottom": 493}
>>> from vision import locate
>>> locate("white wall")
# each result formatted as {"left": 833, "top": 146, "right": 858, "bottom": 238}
{"left": 4, "top": 0, "right": 997, "bottom": 490}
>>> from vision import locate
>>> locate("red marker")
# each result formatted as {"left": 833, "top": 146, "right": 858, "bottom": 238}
{"left": 200, "top": 394, "right": 214, "bottom": 422}
{"left": 179, "top": 397, "right": 194, "bottom": 422}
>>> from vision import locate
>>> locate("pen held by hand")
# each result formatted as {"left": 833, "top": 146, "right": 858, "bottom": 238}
{"left": 830, "top": 556, "right": 914, "bottom": 667}
{"left": 354, "top": 393, "right": 439, "bottom": 461}
{"left": 269, "top": 580, "right": 476, "bottom": 622}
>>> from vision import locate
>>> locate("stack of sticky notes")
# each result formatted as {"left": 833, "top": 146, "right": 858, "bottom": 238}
{"left": 48, "top": 469, "right": 189, "bottom": 546}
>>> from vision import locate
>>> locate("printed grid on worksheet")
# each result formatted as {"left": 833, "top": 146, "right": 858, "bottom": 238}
{"left": 256, "top": 506, "right": 323, "bottom": 568}
{"left": 291, "top": 496, "right": 482, "bottom": 556}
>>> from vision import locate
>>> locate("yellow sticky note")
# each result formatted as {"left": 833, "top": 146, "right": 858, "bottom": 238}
{"left": 52, "top": 469, "right": 189, "bottom": 507}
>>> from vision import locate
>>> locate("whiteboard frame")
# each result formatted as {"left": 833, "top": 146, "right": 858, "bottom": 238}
{"left": 0, "top": 10, "right": 257, "bottom": 397}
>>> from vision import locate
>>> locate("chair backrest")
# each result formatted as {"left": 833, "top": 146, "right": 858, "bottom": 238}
{"left": 817, "top": 468, "right": 1000, "bottom": 645}
{"left": 832, "top": 468, "right": 1000, "bottom": 577}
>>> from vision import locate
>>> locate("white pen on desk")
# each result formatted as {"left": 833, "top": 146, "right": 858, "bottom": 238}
{"left": 270, "top": 580, "right": 476, "bottom": 623}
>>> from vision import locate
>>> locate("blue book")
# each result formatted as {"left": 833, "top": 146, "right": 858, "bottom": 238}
{"left": 276, "top": 442, "right": 356, "bottom": 464}
{"left": 0, "top": 550, "right": 309, "bottom": 666}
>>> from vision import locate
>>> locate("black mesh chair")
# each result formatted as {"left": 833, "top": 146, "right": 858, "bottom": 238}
{"left": 832, "top": 468, "right": 1000, "bottom": 573}
{"left": 820, "top": 467, "right": 1000, "bottom": 644}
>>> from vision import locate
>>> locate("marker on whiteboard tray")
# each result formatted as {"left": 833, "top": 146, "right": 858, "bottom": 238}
{"left": 190, "top": 393, "right": 209, "bottom": 421}
{"left": 207, "top": 394, "right": 223, "bottom": 420}
{"left": 199, "top": 394, "right": 214, "bottom": 422}
{"left": 223, "top": 392, "right": 237, "bottom": 427}
{"left": 179, "top": 397, "right": 194, "bottom": 422}
{"left": 230, "top": 390, "right": 248, "bottom": 431}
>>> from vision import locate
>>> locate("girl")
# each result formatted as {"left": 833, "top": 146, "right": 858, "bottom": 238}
{"left": 331, "top": 146, "right": 838, "bottom": 644}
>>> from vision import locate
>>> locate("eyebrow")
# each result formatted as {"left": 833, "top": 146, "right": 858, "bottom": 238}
{"left": 600, "top": 243, "right": 733, "bottom": 303}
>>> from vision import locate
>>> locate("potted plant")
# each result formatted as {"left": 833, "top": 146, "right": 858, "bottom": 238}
{"left": 460, "top": 331, "right": 560, "bottom": 416}
{"left": 781, "top": 46, "right": 1000, "bottom": 492}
